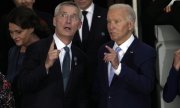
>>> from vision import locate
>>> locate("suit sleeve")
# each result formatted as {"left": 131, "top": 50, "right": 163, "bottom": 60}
{"left": 163, "top": 67, "right": 179, "bottom": 103}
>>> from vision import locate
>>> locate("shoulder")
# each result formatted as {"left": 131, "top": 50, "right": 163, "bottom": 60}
{"left": 132, "top": 38, "right": 156, "bottom": 58}
{"left": 8, "top": 46, "right": 20, "bottom": 58}
{"left": 26, "top": 36, "right": 52, "bottom": 53}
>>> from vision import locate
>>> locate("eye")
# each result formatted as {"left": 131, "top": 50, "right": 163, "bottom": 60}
{"left": 114, "top": 20, "right": 120, "bottom": 24}
{"left": 71, "top": 14, "right": 79, "bottom": 21}
{"left": 16, "top": 30, "right": 23, "bottom": 34}
{"left": 61, "top": 13, "right": 68, "bottom": 18}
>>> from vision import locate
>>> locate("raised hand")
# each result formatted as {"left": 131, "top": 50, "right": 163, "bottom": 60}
{"left": 45, "top": 40, "right": 60, "bottom": 70}
{"left": 103, "top": 45, "right": 119, "bottom": 69}
{"left": 163, "top": 5, "right": 172, "bottom": 13}
{"left": 173, "top": 49, "right": 180, "bottom": 71}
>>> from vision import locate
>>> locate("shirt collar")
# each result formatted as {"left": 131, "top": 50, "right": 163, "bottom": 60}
{"left": 114, "top": 35, "right": 135, "bottom": 53}
{"left": 53, "top": 33, "right": 72, "bottom": 51}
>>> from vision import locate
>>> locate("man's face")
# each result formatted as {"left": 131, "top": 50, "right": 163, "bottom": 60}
{"left": 107, "top": 8, "right": 133, "bottom": 44}
{"left": 53, "top": 5, "right": 82, "bottom": 39}
{"left": 74, "top": 0, "right": 93, "bottom": 10}
{"left": 14, "top": 0, "right": 35, "bottom": 9}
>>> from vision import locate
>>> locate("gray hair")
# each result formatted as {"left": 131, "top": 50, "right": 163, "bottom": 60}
{"left": 109, "top": 3, "right": 136, "bottom": 22}
{"left": 54, "top": 1, "right": 82, "bottom": 19}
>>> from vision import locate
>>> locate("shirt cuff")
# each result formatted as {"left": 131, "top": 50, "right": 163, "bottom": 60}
{"left": 113, "top": 63, "right": 121, "bottom": 75}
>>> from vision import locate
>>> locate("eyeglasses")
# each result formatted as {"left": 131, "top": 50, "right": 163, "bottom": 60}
{"left": 57, "top": 13, "right": 80, "bottom": 21}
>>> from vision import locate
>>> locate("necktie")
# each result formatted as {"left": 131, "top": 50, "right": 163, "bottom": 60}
{"left": 108, "top": 47, "right": 121, "bottom": 86}
{"left": 62, "top": 46, "right": 70, "bottom": 90}
{"left": 82, "top": 11, "right": 89, "bottom": 41}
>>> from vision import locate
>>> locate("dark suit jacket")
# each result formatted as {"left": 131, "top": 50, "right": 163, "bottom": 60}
{"left": 72, "top": 4, "right": 110, "bottom": 86}
{"left": 163, "top": 67, "right": 180, "bottom": 103}
{"left": 93, "top": 37, "right": 156, "bottom": 108}
{"left": 18, "top": 36, "right": 89, "bottom": 108}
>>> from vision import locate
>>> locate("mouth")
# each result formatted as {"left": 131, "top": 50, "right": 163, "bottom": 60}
{"left": 64, "top": 27, "right": 71, "bottom": 31}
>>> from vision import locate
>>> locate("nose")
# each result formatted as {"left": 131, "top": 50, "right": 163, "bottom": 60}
{"left": 66, "top": 16, "right": 72, "bottom": 24}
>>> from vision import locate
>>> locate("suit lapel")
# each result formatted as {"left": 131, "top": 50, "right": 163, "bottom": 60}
{"left": 111, "top": 38, "right": 139, "bottom": 85}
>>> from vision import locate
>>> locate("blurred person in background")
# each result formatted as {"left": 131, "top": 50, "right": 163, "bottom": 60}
{"left": 6, "top": 6, "right": 47, "bottom": 108}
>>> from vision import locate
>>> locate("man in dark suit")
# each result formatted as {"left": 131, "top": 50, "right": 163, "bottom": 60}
{"left": 73, "top": 0, "right": 110, "bottom": 90}
{"left": 18, "top": 1, "right": 89, "bottom": 108}
{"left": 163, "top": 49, "right": 180, "bottom": 103}
{"left": 93, "top": 4, "right": 156, "bottom": 108}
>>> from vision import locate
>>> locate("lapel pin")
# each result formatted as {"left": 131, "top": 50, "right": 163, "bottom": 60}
{"left": 97, "top": 16, "right": 101, "bottom": 18}
{"left": 74, "top": 57, "right": 78, "bottom": 66}
{"left": 101, "top": 32, "right": 105, "bottom": 36}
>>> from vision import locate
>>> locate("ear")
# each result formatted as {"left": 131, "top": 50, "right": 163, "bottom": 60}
{"left": 30, "top": 28, "right": 34, "bottom": 33}
{"left": 53, "top": 17, "right": 56, "bottom": 27}
{"left": 77, "top": 20, "right": 82, "bottom": 29}
{"left": 128, "top": 21, "right": 134, "bottom": 31}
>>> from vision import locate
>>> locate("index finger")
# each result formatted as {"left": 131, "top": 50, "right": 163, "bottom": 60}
{"left": 49, "top": 40, "right": 55, "bottom": 51}
{"left": 105, "top": 45, "right": 115, "bottom": 53}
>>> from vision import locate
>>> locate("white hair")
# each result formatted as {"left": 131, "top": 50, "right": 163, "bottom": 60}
{"left": 109, "top": 3, "right": 136, "bottom": 22}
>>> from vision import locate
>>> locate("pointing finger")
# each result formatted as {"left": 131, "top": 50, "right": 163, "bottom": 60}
{"left": 49, "top": 40, "right": 55, "bottom": 51}
{"left": 105, "top": 45, "right": 115, "bottom": 53}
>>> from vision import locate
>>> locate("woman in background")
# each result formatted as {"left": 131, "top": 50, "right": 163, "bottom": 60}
{"left": 6, "top": 6, "right": 48, "bottom": 108}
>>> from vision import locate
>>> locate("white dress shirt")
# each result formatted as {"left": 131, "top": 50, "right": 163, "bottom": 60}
{"left": 78, "top": 2, "right": 94, "bottom": 41}
{"left": 53, "top": 34, "right": 72, "bottom": 71}
{"left": 108, "top": 35, "right": 135, "bottom": 76}
{"left": 168, "top": 0, "right": 180, "bottom": 6}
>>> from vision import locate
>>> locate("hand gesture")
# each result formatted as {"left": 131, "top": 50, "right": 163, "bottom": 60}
{"left": 163, "top": 5, "right": 172, "bottom": 13}
{"left": 45, "top": 40, "right": 60, "bottom": 70}
{"left": 173, "top": 49, "right": 180, "bottom": 71}
{"left": 103, "top": 45, "right": 120, "bottom": 69}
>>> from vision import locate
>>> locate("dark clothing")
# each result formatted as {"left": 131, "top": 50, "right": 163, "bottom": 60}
{"left": 0, "top": 9, "right": 53, "bottom": 75}
{"left": 163, "top": 67, "right": 180, "bottom": 103}
{"left": 72, "top": 4, "right": 110, "bottom": 89}
{"left": 18, "top": 36, "right": 89, "bottom": 108}
{"left": 142, "top": 0, "right": 180, "bottom": 47}
{"left": 93, "top": 37, "right": 156, "bottom": 108}
{"left": 6, "top": 46, "right": 25, "bottom": 108}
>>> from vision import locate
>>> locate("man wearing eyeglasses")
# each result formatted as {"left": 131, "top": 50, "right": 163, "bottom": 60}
{"left": 18, "top": 1, "right": 89, "bottom": 108}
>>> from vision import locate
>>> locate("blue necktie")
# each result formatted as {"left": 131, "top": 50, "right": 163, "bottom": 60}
{"left": 108, "top": 47, "right": 121, "bottom": 86}
{"left": 62, "top": 46, "right": 70, "bottom": 90}
{"left": 82, "top": 11, "right": 89, "bottom": 41}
